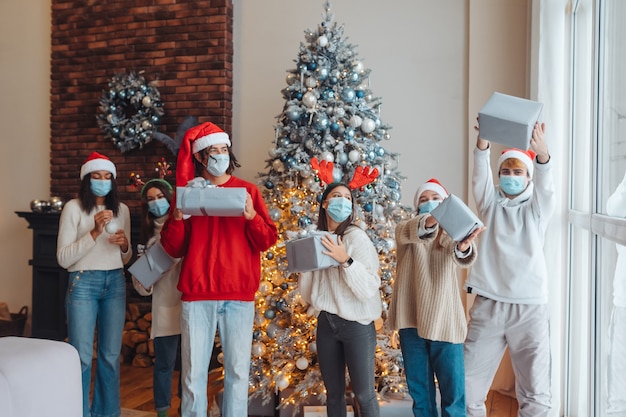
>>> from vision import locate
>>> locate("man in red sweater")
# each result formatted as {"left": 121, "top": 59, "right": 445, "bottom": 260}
{"left": 161, "top": 122, "right": 278, "bottom": 417}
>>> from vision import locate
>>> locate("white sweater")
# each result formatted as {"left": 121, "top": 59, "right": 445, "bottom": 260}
{"left": 607, "top": 172, "right": 626, "bottom": 307}
{"left": 298, "top": 226, "right": 382, "bottom": 325}
{"left": 57, "top": 199, "right": 132, "bottom": 271}
{"left": 132, "top": 216, "right": 182, "bottom": 338}
{"left": 464, "top": 147, "right": 555, "bottom": 304}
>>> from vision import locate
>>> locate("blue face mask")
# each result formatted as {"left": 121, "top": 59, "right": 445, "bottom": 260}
{"left": 326, "top": 197, "right": 352, "bottom": 223}
{"left": 90, "top": 179, "right": 112, "bottom": 197}
{"left": 500, "top": 175, "right": 526, "bottom": 196}
{"left": 206, "top": 154, "right": 230, "bottom": 176}
{"left": 147, "top": 198, "right": 170, "bottom": 217}
{"left": 418, "top": 200, "right": 440, "bottom": 214}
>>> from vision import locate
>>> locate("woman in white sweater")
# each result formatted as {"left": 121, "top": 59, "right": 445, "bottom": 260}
{"left": 56, "top": 152, "right": 132, "bottom": 417}
{"left": 131, "top": 179, "right": 182, "bottom": 417}
{"left": 298, "top": 182, "right": 382, "bottom": 417}
{"left": 389, "top": 179, "right": 482, "bottom": 417}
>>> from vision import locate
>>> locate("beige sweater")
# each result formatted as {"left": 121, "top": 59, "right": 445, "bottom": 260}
{"left": 388, "top": 214, "right": 476, "bottom": 344}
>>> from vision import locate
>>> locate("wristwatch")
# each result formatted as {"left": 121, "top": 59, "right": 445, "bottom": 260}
{"left": 341, "top": 257, "right": 354, "bottom": 268}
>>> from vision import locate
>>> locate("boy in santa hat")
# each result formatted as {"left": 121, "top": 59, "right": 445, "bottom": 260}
{"left": 464, "top": 121, "right": 555, "bottom": 417}
{"left": 160, "top": 122, "right": 278, "bottom": 417}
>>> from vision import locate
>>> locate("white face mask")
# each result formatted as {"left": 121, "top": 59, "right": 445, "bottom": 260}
{"left": 206, "top": 154, "right": 230, "bottom": 176}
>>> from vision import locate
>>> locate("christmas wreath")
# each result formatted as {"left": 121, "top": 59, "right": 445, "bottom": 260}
{"left": 97, "top": 71, "right": 165, "bottom": 153}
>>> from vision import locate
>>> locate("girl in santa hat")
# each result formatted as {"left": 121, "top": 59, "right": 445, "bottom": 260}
{"left": 388, "top": 178, "right": 483, "bottom": 417}
{"left": 160, "top": 121, "right": 278, "bottom": 417}
{"left": 464, "top": 121, "right": 555, "bottom": 417}
{"left": 131, "top": 178, "right": 182, "bottom": 417}
{"left": 56, "top": 151, "right": 132, "bottom": 417}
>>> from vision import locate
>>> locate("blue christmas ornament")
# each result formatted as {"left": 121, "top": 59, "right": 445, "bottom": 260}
{"left": 298, "top": 216, "right": 313, "bottom": 228}
{"left": 344, "top": 128, "right": 355, "bottom": 140}
{"left": 280, "top": 283, "right": 289, "bottom": 290}
{"left": 329, "top": 76, "right": 338, "bottom": 85}
{"left": 286, "top": 106, "right": 302, "bottom": 121}
{"left": 264, "top": 309, "right": 276, "bottom": 319}
{"left": 330, "top": 122, "right": 340, "bottom": 132}
{"left": 376, "top": 147, "right": 386, "bottom": 157}
{"left": 265, "top": 180, "right": 274, "bottom": 189}
{"left": 253, "top": 330, "right": 262, "bottom": 340}
{"left": 280, "top": 154, "right": 288, "bottom": 162}
{"left": 286, "top": 156, "right": 297, "bottom": 168}
{"left": 316, "top": 67, "right": 329, "bottom": 80}
{"left": 356, "top": 90, "right": 365, "bottom": 98}
{"left": 363, "top": 202, "right": 373, "bottom": 212}
{"left": 314, "top": 114, "right": 329, "bottom": 131}
{"left": 266, "top": 252, "right": 275, "bottom": 260}
{"left": 348, "top": 72, "right": 359, "bottom": 83}
{"left": 341, "top": 88, "right": 356, "bottom": 103}
{"left": 308, "top": 62, "right": 317, "bottom": 70}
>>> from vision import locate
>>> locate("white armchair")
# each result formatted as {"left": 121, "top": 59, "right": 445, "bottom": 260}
{"left": 0, "top": 336, "right": 82, "bottom": 417}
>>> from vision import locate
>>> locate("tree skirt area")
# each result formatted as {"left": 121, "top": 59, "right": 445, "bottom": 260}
{"left": 121, "top": 408, "right": 156, "bottom": 417}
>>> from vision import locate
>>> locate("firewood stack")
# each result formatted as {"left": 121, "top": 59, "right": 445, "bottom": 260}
{"left": 122, "top": 302, "right": 154, "bottom": 367}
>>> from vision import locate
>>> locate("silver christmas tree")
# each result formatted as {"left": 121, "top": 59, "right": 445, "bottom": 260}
{"left": 251, "top": 2, "right": 410, "bottom": 411}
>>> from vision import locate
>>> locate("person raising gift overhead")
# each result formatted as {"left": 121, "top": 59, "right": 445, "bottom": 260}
{"left": 160, "top": 121, "right": 278, "bottom": 417}
{"left": 464, "top": 121, "right": 555, "bottom": 417}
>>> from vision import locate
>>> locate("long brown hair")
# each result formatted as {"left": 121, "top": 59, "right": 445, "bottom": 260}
{"left": 317, "top": 182, "right": 356, "bottom": 237}
{"left": 78, "top": 175, "right": 120, "bottom": 216}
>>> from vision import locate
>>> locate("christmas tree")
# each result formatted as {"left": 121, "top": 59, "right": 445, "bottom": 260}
{"left": 251, "top": 2, "right": 410, "bottom": 410}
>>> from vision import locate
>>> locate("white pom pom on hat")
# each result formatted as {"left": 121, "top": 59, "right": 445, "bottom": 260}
{"left": 497, "top": 148, "right": 537, "bottom": 178}
{"left": 80, "top": 151, "right": 117, "bottom": 179}
{"left": 413, "top": 178, "right": 448, "bottom": 209}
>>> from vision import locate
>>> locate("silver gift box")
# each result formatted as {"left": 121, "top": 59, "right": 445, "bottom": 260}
{"left": 430, "top": 194, "right": 484, "bottom": 242}
{"left": 286, "top": 232, "right": 340, "bottom": 273}
{"left": 128, "top": 241, "right": 179, "bottom": 288}
{"left": 176, "top": 186, "right": 247, "bottom": 217}
{"left": 478, "top": 92, "right": 543, "bottom": 150}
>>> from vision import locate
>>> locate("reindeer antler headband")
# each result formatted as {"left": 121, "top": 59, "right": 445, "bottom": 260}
{"left": 310, "top": 157, "right": 379, "bottom": 190}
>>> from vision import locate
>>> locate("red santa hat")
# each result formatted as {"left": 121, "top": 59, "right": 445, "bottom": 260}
{"left": 80, "top": 151, "right": 116, "bottom": 179}
{"left": 413, "top": 178, "right": 448, "bottom": 209}
{"left": 498, "top": 148, "right": 536, "bottom": 178}
{"left": 176, "top": 122, "right": 231, "bottom": 186}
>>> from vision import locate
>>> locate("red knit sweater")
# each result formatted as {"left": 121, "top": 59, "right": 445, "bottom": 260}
{"left": 161, "top": 176, "right": 278, "bottom": 302}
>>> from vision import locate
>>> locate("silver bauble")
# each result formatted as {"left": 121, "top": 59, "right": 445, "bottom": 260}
{"left": 30, "top": 200, "right": 44, "bottom": 213}
{"left": 49, "top": 196, "right": 64, "bottom": 212}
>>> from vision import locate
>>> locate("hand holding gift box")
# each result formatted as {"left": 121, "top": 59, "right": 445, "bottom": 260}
{"left": 176, "top": 178, "right": 247, "bottom": 217}
{"left": 430, "top": 194, "right": 484, "bottom": 242}
{"left": 478, "top": 92, "right": 543, "bottom": 150}
{"left": 286, "top": 231, "right": 341, "bottom": 273}
{"left": 128, "top": 241, "right": 180, "bottom": 288}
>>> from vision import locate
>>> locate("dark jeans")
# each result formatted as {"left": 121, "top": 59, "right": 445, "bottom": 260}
{"left": 153, "top": 334, "right": 182, "bottom": 411}
{"left": 316, "top": 311, "right": 380, "bottom": 417}
{"left": 399, "top": 328, "right": 465, "bottom": 417}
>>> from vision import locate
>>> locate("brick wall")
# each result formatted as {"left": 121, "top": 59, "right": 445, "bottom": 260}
{"left": 50, "top": 0, "right": 233, "bottom": 211}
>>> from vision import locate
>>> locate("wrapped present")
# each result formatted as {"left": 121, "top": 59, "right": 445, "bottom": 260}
{"left": 128, "top": 241, "right": 179, "bottom": 288}
{"left": 176, "top": 185, "right": 247, "bottom": 217}
{"left": 430, "top": 194, "right": 483, "bottom": 242}
{"left": 478, "top": 92, "right": 543, "bottom": 149}
{"left": 286, "top": 232, "right": 340, "bottom": 273}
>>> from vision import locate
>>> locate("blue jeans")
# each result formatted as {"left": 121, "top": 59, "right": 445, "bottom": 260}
{"left": 180, "top": 300, "right": 254, "bottom": 417}
{"left": 66, "top": 269, "right": 126, "bottom": 417}
{"left": 153, "top": 334, "right": 182, "bottom": 411}
{"left": 316, "top": 311, "right": 380, "bottom": 417}
{"left": 399, "top": 328, "right": 465, "bottom": 417}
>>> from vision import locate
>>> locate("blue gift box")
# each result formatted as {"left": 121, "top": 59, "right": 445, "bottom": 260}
{"left": 128, "top": 242, "right": 179, "bottom": 288}
{"left": 176, "top": 185, "right": 247, "bottom": 217}
{"left": 286, "top": 232, "right": 340, "bottom": 273}
{"left": 478, "top": 92, "right": 543, "bottom": 150}
{"left": 430, "top": 194, "right": 483, "bottom": 242}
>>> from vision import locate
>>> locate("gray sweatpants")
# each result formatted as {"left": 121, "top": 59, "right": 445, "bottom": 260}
{"left": 464, "top": 296, "right": 552, "bottom": 417}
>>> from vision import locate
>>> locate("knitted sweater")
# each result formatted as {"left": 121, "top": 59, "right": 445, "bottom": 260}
{"left": 388, "top": 214, "right": 476, "bottom": 344}
{"left": 132, "top": 216, "right": 182, "bottom": 339}
{"left": 57, "top": 199, "right": 132, "bottom": 271}
{"left": 298, "top": 226, "right": 382, "bottom": 325}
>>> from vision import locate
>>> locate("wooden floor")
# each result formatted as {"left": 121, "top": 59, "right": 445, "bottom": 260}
{"left": 119, "top": 362, "right": 518, "bottom": 417}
